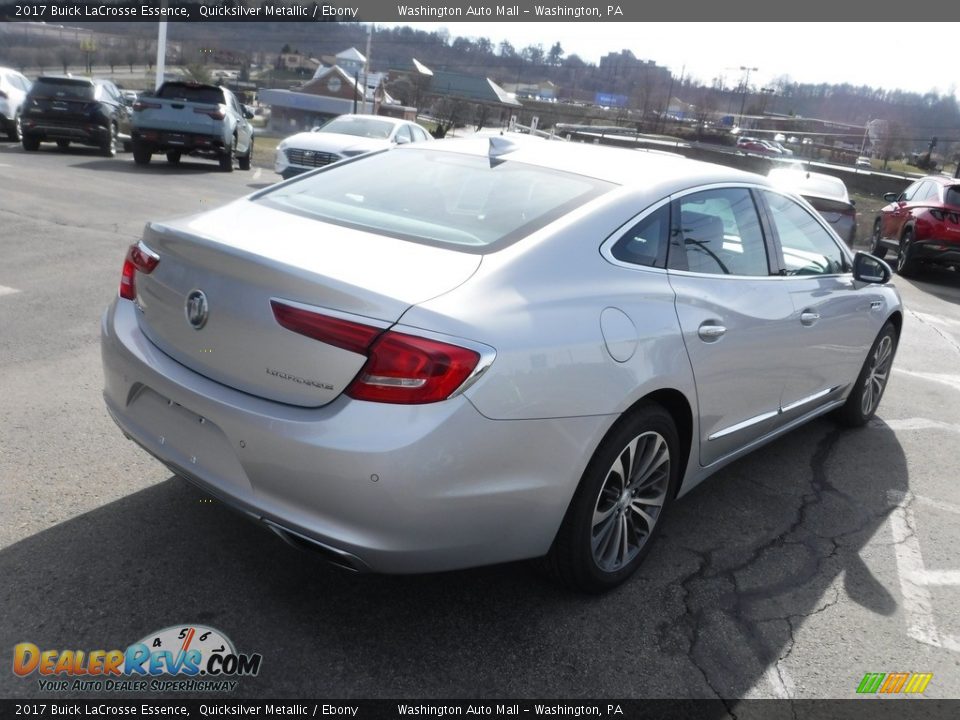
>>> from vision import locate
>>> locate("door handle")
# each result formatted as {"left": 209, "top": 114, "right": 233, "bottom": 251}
{"left": 698, "top": 323, "right": 727, "bottom": 341}
{"left": 800, "top": 311, "right": 820, "bottom": 326}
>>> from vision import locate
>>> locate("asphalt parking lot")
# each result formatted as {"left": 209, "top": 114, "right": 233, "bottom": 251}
{"left": 2, "top": 142, "right": 960, "bottom": 703}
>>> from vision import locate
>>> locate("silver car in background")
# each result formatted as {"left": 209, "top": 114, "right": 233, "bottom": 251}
{"left": 102, "top": 138, "right": 902, "bottom": 592}
{"left": 274, "top": 113, "right": 432, "bottom": 179}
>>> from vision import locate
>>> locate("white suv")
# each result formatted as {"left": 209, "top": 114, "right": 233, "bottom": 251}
{"left": 0, "top": 67, "right": 31, "bottom": 142}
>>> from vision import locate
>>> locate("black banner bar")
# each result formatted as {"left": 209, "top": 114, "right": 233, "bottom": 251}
{"left": 2, "top": 700, "right": 960, "bottom": 720}
{"left": 0, "top": 0, "right": 942, "bottom": 23}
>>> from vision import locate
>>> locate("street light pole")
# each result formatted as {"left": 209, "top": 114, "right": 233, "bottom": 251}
{"left": 737, "top": 65, "right": 758, "bottom": 130}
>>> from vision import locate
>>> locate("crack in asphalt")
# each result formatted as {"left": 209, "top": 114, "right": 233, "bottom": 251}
{"left": 658, "top": 427, "right": 878, "bottom": 702}
{"left": 0, "top": 207, "right": 136, "bottom": 236}
{"left": 908, "top": 308, "right": 960, "bottom": 355}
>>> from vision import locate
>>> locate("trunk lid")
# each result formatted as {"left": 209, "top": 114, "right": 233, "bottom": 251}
{"left": 133, "top": 199, "right": 481, "bottom": 407}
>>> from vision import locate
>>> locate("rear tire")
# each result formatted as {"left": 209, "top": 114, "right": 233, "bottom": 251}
{"left": 870, "top": 219, "right": 887, "bottom": 260}
{"left": 21, "top": 134, "right": 39, "bottom": 151}
{"left": 834, "top": 322, "right": 898, "bottom": 427}
{"left": 132, "top": 140, "right": 152, "bottom": 165}
{"left": 219, "top": 138, "right": 235, "bottom": 172}
{"left": 166, "top": 151, "right": 181, "bottom": 165}
{"left": 896, "top": 228, "right": 918, "bottom": 277}
{"left": 544, "top": 402, "right": 679, "bottom": 593}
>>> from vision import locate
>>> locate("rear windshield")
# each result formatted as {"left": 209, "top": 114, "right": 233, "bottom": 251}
{"left": 156, "top": 83, "right": 224, "bottom": 104}
{"left": 257, "top": 149, "right": 613, "bottom": 252}
{"left": 30, "top": 77, "right": 95, "bottom": 100}
{"left": 317, "top": 116, "right": 397, "bottom": 139}
{"left": 945, "top": 186, "right": 960, "bottom": 208}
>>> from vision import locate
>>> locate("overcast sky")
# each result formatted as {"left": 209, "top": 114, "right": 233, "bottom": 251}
{"left": 375, "top": 22, "right": 959, "bottom": 97}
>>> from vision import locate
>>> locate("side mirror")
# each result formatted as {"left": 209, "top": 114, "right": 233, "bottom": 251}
{"left": 242, "top": 105, "right": 255, "bottom": 119}
{"left": 882, "top": 192, "right": 899, "bottom": 202}
{"left": 852, "top": 251, "right": 892, "bottom": 284}
{"left": 394, "top": 134, "right": 411, "bottom": 145}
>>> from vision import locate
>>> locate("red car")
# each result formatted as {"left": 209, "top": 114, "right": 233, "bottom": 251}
{"left": 871, "top": 175, "right": 960, "bottom": 276}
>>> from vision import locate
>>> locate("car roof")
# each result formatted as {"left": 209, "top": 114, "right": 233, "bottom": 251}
{"left": 922, "top": 174, "right": 959, "bottom": 187}
{"left": 406, "top": 135, "right": 766, "bottom": 189}
{"left": 767, "top": 168, "right": 850, "bottom": 203}
{"left": 35, "top": 75, "right": 97, "bottom": 86}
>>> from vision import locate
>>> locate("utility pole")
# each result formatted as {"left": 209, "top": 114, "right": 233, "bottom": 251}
{"left": 737, "top": 66, "right": 758, "bottom": 130}
{"left": 155, "top": 0, "right": 168, "bottom": 91}
{"left": 362, "top": 25, "right": 372, "bottom": 114}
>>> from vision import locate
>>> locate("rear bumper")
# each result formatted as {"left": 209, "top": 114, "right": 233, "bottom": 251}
{"left": 22, "top": 120, "right": 108, "bottom": 145}
{"left": 133, "top": 128, "right": 226, "bottom": 154}
{"left": 911, "top": 240, "right": 960, "bottom": 266}
{"left": 101, "top": 298, "right": 608, "bottom": 574}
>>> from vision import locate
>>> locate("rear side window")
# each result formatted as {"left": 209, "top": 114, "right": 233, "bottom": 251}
{"left": 944, "top": 186, "right": 960, "bottom": 208}
{"left": 258, "top": 148, "right": 613, "bottom": 252}
{"left": 611, "top": 204, "right": 669, "bottom": 268}
{"left": 668, "top": 188, "right": 770, "bottom": 276}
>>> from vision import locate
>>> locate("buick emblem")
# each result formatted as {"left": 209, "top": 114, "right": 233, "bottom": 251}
{"left": 185, "top": 290, "right": 209, "bottom": 330}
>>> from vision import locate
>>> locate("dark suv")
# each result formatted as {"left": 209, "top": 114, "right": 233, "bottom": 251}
{"left": 21, "top": 76, "right": 132, "bottom": 157}
{"left": 871, "top": 175, "right": 960, "bottom": 276}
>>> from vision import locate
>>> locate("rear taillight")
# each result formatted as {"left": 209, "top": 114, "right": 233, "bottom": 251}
{"left": 194, "top": 105, "right": 226, "bottom": 120}
{"left": 348, "top": 332, "right": 481, "bottom": 404}
{"left": 930, "top": 209, "right": 959, "bottom": 223}
{"left": 119, "top": 242, "right": 159, "bottom": 300}
{"left": 270, "top": 300, "right": 381, "bottom": 354}
{"left": 132, "top": 100, "right": 161, "bottom": 111}
{"left": 270, "top": 300, "right": 483, "bottom": 404}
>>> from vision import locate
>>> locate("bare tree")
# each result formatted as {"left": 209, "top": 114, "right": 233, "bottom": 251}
{"left": 58, "top": 46, "right": 76, "bottom": 75}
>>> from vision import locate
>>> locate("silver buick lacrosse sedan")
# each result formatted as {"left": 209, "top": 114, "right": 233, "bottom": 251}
{"left": 101, "top": 136, "right": 901, "bottom": 591}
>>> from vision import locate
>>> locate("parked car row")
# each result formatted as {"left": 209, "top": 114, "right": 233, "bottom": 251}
{"left": 7, "top": 72, "right": 254, "bottom": 172}
{"left": 736, "top": 135, "right": 793, "bottom": 157}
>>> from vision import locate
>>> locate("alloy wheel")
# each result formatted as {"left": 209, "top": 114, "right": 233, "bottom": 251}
{"left": 591, "top": 431, "right": 670, "bottom": 572}
{"left": 861, "top": 334, "right": 894, "bottom": 417}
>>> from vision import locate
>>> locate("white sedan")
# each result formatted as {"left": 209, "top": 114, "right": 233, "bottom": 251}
{"left": 275, "top": 114, "right": 432, "bottom": 179}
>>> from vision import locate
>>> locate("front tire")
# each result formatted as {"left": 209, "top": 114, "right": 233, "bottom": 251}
{"left": 7, "top": 112, "right": 21, "bottom": 142}
{"left": 870, "top": 219, "right": 887, "bottom": 259}
{"left": 100, "top": 123, "right": 117, "bottom": 158}
{"left": 834, "top": 322, "right": 898, "bottom": 427}
{"left": 545, "top": 403, "right": 679, "bottom": 592}
{"left": 896, "top": 228, "right": 918, "bottom": 277}
{"left": 21, "top": 134, "right": 39, "bottom": 151}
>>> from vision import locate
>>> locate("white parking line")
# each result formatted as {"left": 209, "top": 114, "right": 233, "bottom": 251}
{"left": 887, "top": 490, "right": 960, "bottom": 653}
{"left": 894, "top": 369, "right": 960, "bottom": 394}
{"left": 911, "top": 310, "right": 960, "bottom": 328}
{"left": 883, "top": 417, "right": 960, "bottom": 435}
{"left": 0, "top": 285, "right": 20, "bottom": 297}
